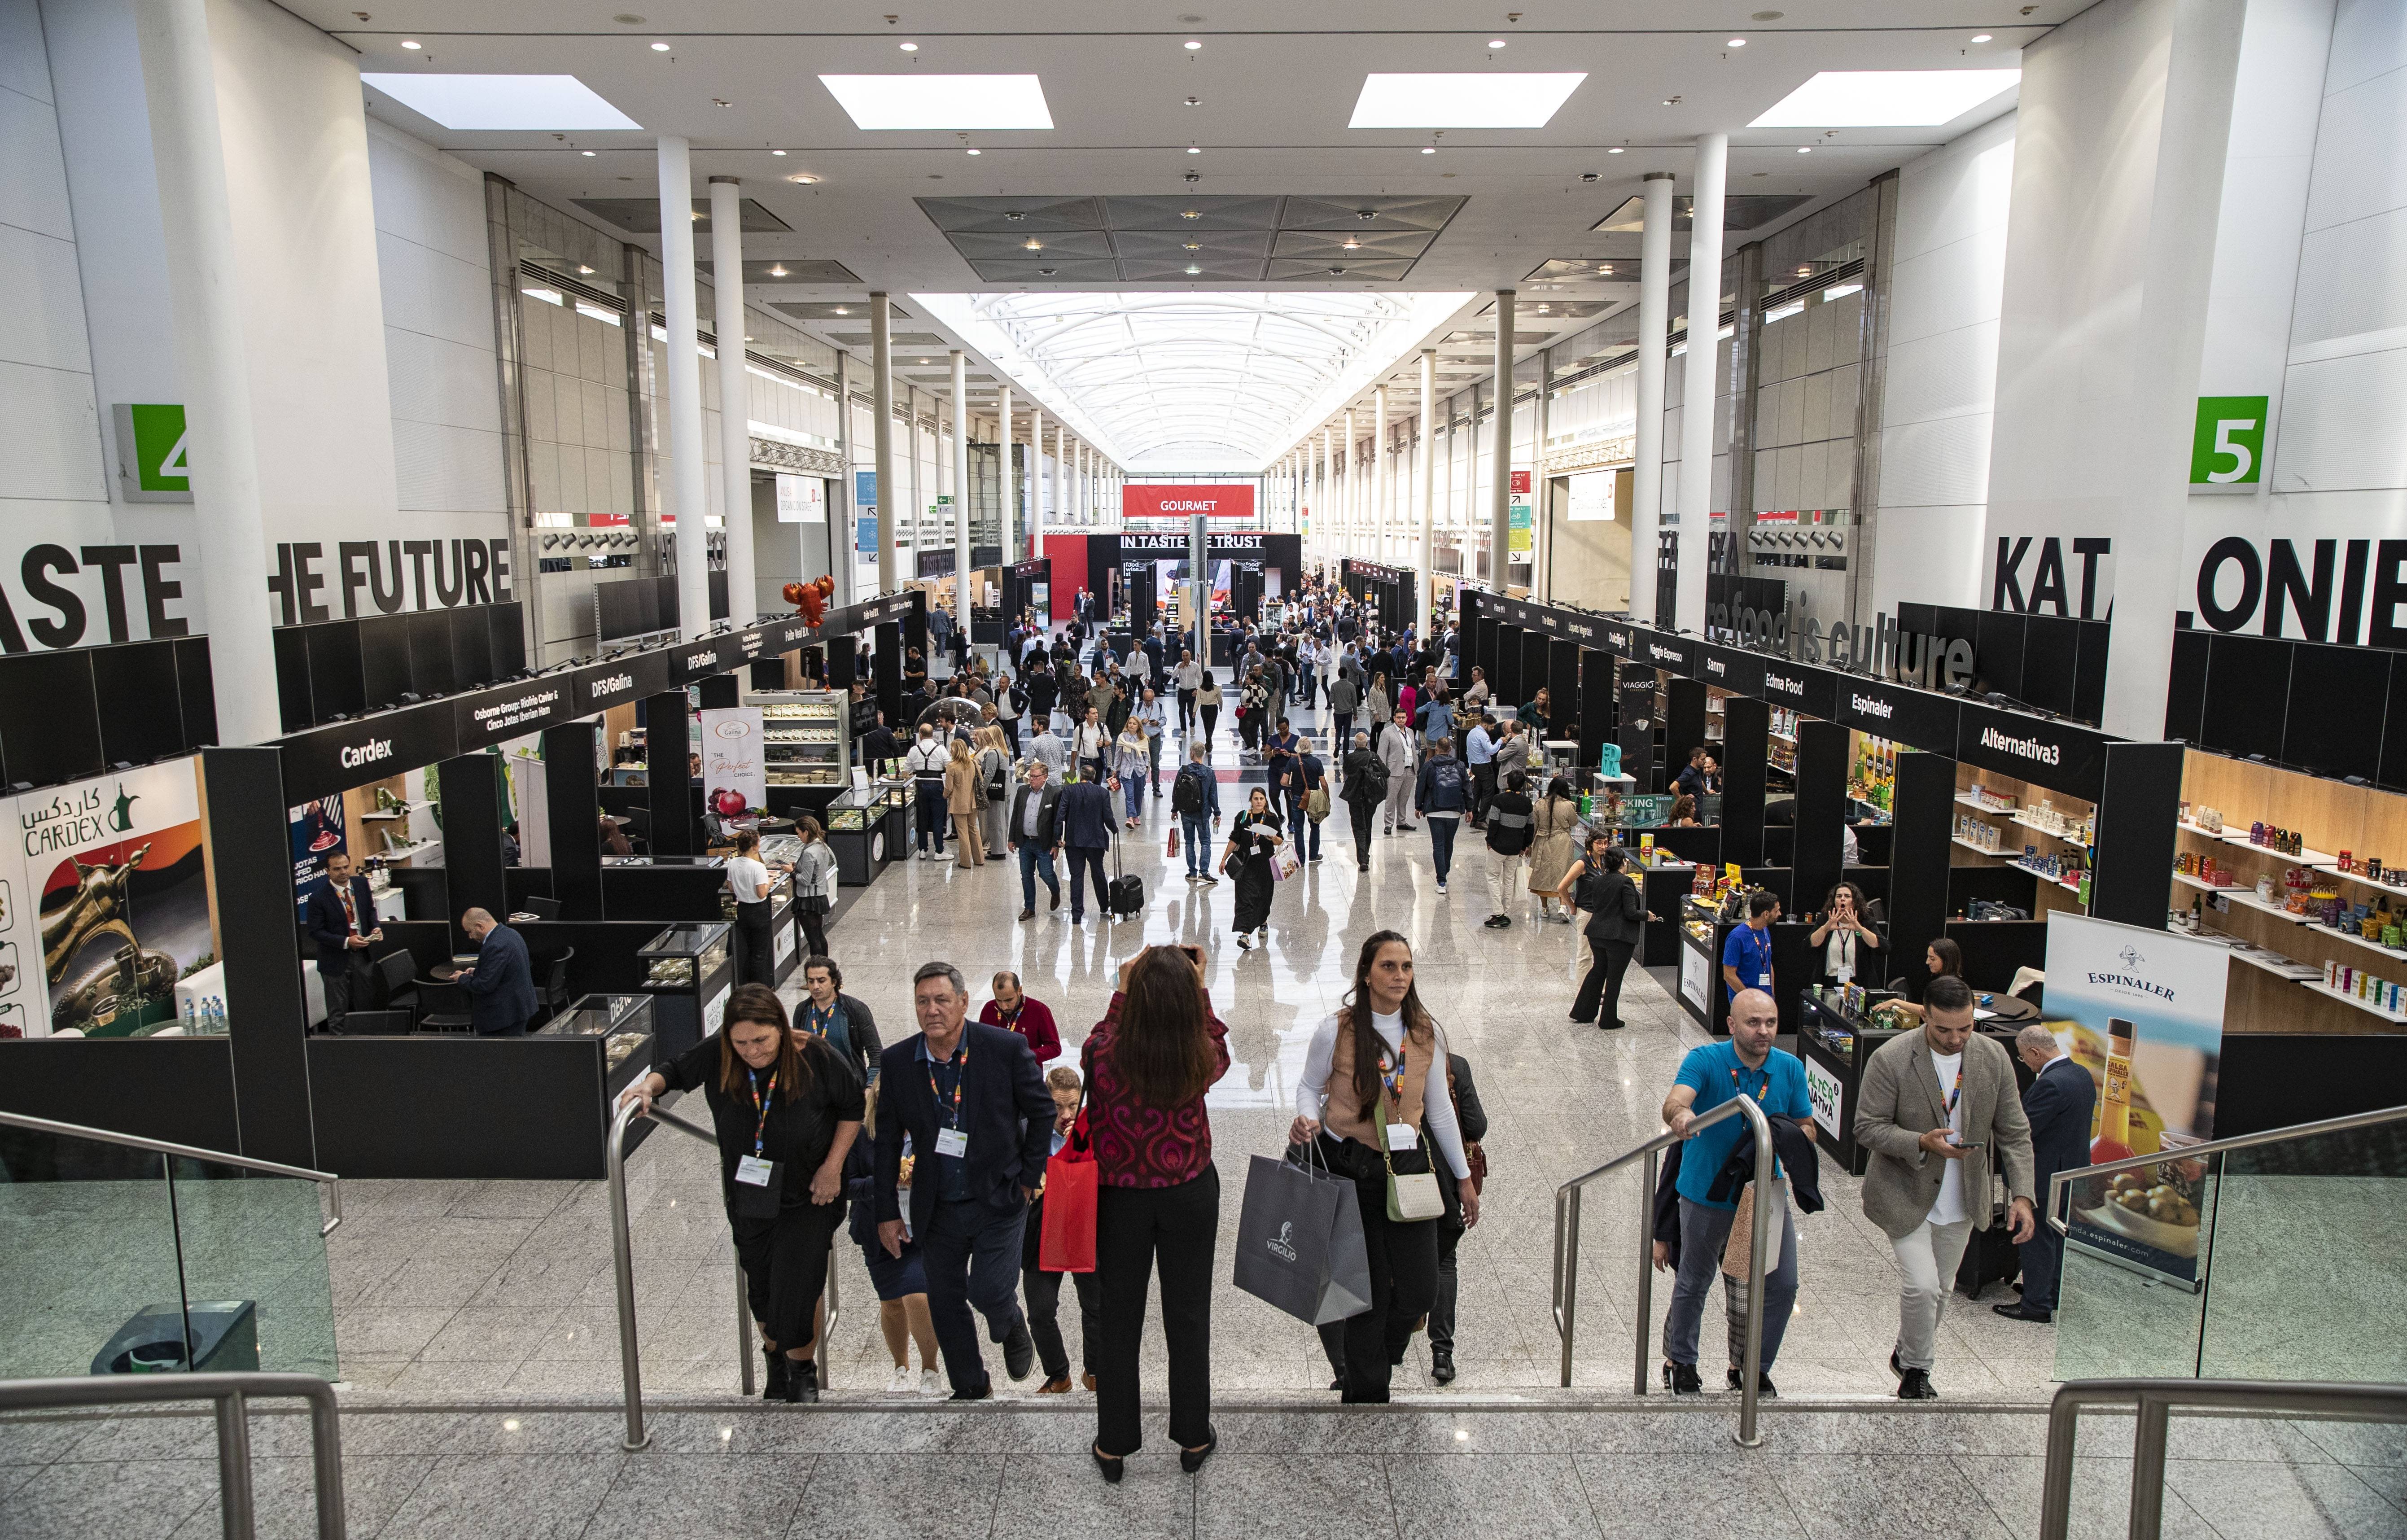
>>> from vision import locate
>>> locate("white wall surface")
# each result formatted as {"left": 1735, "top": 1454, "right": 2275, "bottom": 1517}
{"left": 1871, "top": 111, "right": 2018, "bottom": 617}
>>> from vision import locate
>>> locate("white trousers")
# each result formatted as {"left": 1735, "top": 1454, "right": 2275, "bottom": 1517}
{"left": 1489, "top": 849, "right": 1524, "bottom": 916}
{"left": 1891, "top": 1216, "right": 1974, "bottom": 1372}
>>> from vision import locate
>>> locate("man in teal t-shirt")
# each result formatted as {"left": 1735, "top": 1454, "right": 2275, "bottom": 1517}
{"left": 1659, "top": 988, "right": 1810, "bottom": 1396}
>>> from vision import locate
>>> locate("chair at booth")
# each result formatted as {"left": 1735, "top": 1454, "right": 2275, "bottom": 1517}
{"left": 375, "top": 951, "right": 420, "bottom": 1017}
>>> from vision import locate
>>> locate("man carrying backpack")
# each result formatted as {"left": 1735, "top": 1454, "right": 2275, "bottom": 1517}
{"left": 1172, "top": 743, "right": 1221, "bottom": 885}
{"left": 1290, "top": 740, "right": 1329, "bottom": 865}
{"left": 1339, "top": 729, "right": 1385, "bottom": 873}
{"left": 1415, "top": 733, "right": 1471, "bottom": 896}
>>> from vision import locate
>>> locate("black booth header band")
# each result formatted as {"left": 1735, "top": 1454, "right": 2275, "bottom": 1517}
{"left": 1342, "top": 558, "right": 1408, "bottom": 584}
{"left": 1458, "top": 586, "right": 2116, "bottom": 803}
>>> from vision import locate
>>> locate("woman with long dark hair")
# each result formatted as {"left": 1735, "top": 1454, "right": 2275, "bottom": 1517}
{"left": 1289, "top": 932, "right": 1475, "bottom": 1402}
{"left": 1221, "top": 787, "right": 1287, "bottom": 949}
{"left": 617, "top": 983, "right": 862, "bottom": 1401}
{"left": 1558, "top": 836, "right": 1655, "bottom": 1030}
{"left": 1085, "top": 944, "right": 1230, "bottom": 1479}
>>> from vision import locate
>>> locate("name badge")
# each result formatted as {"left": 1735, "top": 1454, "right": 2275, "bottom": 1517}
{"left": 1759, "top": 971, "right": 1772, "bottom": 987}
{"left": 1388, "top": 1124, "right": 1420, "bottom": 1151}
{"left": 735, "top": 1155, "right": 774, "bottom": 1187}
{"left": 935, "top": 1127, "right": 969, "bottom": 1158}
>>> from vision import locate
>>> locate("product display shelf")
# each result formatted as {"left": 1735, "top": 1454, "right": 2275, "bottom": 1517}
{"left": 2177, "top": 819, "right": 2339, "bottom": 868}
{"left": 1952, "top": 836, "right": 2006, "bottom": 858}
{"left": 2298, "top": 979, "right": 2407, "bottom": 1025}
{"left": 2010, "top": 813, "right": 2092, "bottom": 848}
{"left": 1954, "top": 794, "right": 2013, "bottom": 815}
{"left": 2173, "top": 872, "right": 2407, "bottom": 966}
{"left": 755, "top": 690, "right": 849, "bottom": 788}
{"left": 2013, "top": 858, "right": 2082, "bottom": 894}
{"left": 358, "top": 799, "right": 433, "bottom": 821}
{"left": 2308, "top": 861, "right": 2407, "bottom": 895}
{"left": 376, "top": 835, "right": 442, "bottom": 863}
{"left": 2179, "top": 925, "right": 2324, "bottom": 980}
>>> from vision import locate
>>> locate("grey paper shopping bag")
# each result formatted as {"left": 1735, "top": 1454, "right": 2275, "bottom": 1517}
{"left": 1233, "top": 1150, "right": 1372, "bottom": 1326}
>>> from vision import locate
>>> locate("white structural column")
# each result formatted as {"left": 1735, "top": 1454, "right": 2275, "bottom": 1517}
{"left": 706, "top": 177, "right": 755, "bottom": 624}
{"left": 951, "top": 352, "right": 970, "bottom": 628}
{"left": 1674, "top": 133, "right": 1727, "bottom": 634}
{"left": 834, "top": 350, "right": 856, "bottom": 605}
{"left": 1632, "top": 171, "right": 1675, "bottom": 628}
{"left": 1319, "top": 427, "right": 1331, "bottom": 563}
{"left": 131, "top": 0, "right": 277, "bottom": 742}
{"left": 1030, "top": 406, "right": 1046, "bottom": 547}
{"left": 1533, "top": 348, "right": 1553, "bottom": 600}
{"left": 1488, "top": 290, "right": 1514, "bottom": 591}
{"left": 1342, "top": 409, "right": 1357, "bottom": 557}
{"left": 1416, "top": 349, "right": 1436, "bottom": 622}
{"left": 870, "top": 292, "right": 896, "bottom": 594}
{"left": 657, "top": 138, "right": 712, "bottom": 634}
{"left": 1373, "top": 385, "right": 1390, "bottom": 564}
{"left": 904, "top": 386, "right": 921, "bottom": 578}
{"left": 998, "top": 386, "right": 1015, "bottom": 565}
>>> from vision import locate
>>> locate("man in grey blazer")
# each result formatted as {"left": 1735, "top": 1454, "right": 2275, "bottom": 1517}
{"left": 1852, "top": 975, "right": 2037, "bottom": 1399}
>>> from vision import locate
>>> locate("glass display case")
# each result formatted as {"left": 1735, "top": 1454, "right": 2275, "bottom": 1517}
{"left": 536, "top": 992, "right": 659, "bottom": 1102}
{"left": 635, "top": 923, "right": 732, "bottom": 1059}
{"left": 1796, "top": 988, "right": 1914, "bottom": 1175}
{"left": 823, "top": 786, "right": 897, "bottom": 885}
{"left": 755, "top": 690, "right": 849, "bottom": 788}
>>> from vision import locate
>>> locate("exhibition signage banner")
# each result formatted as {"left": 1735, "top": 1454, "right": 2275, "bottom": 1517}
{"left": 699, "top": 707, "right": 768, "bottom": 822}
{"left": 0, "top": 757, "right": 211, "bottom": 1038}
{"left": 2041, "top": 913, "right": 2227, "bottom": 1290}
{"left": 1122, "top": 483, "right": 1255, "bottom": 521}
{"left": 775, "top": 472, "right": 826, "bottom": 523}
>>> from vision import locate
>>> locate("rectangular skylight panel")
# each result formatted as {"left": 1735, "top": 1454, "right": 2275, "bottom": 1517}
{"left": 361, "top": 74, "right": 641, "bottom": 131}
{"left": 819, "top": 74, "right": 1054, "bottom": 130}
{"left": 1748, "top": 70, "right": 2020, "bottom": 127}
{"left": 1348, "top": 73, "right": 1587, "bottom": 129}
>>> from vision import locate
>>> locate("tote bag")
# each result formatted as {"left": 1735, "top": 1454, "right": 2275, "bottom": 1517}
{"left": 1037, "top": 1107, "right": 1098, "bottom": 1273}
{"left": 1232, "top": 1148, "right": 1372, "bottom": 1326}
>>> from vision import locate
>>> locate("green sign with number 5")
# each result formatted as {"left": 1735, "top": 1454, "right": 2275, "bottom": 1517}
{"left": 2189, "top": 395, "right": 2267, "bottom": 486}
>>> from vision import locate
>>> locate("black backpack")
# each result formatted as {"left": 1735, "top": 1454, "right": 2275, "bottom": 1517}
{"left": 1172, "top": 767, "right": 1205, "bottom": 816}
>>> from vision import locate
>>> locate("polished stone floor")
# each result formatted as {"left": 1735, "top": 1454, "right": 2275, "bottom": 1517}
{"left": 306, "top": 678, "right": 2073, "bottom": 1407}
{"left": 3, "top": 1402, "right": 2403, "bottom": 1540}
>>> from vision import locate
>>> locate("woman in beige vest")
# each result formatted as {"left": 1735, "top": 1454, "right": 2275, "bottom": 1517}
{"left": 1288, "top": 930, "right": 1476, "bottom": 1402}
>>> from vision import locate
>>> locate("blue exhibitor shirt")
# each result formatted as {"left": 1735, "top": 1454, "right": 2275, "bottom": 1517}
{"left": 1721, "top": 922, "right": 1775, "bottom": 1002}
{"left": 1672, "top": 1041, "right": 1812, "bottom": 1210}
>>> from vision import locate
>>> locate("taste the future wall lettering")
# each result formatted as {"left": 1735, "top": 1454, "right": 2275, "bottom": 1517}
{"left": 0, "top": 538, "right": 514, "bottom": 655}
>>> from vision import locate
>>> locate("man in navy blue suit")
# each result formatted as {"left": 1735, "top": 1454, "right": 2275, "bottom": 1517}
{"left": 454, "top": 908, "right": 538, "bottom": 1037}
{"left": 1057, "top": 771, "right": 1116, "bottom": 924}
{"left": 303, "top": 853, "right": 381, "bottom": 1030}
{"left": 873, "top": 960, "right": 1054, "bottom": 1399}
{"left": 1998, "top": 1024, "right": 2098, "bottom": 1323}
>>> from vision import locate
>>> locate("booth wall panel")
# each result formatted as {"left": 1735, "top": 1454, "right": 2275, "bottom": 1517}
{"left": 1943, "top": 918, "right": 2048, "bottom": 992}
{"left": 2073, "top": 619, "right": 2110, "bottom": 726}
{"left": 273, "top": 626, "right": 314, "bottom": 733}
{"left": 307, "top": 1037, "right": 606, "bottom": 1180}
{"left": 407, "top": 608, "right": 458, "bottom": 696}
{"left": 92, "top": 640, "right": 188, "bottom": 769}
{"left": 360, "top": 613, "right": 414, "bottom": 711}
{"left": 1546, "top": 638, "right": 1579, "bottom": 740}
{"left": 1792, "top": 719, "right": 1850, "bottom": 913}
{"left": 2200, "top": 634, "right": 2291, "bottom": 763}
{"left": 176, "top": 638, "right": 219, "bottom": 749}
{"left": 1720, "top": 696, "right": 1769, "bottom": 866}
{"left": 1974, "top": 610, "right": 2026, "bottom": 699}
{"left": 2018, "top": 618, "right": 2078, "bottom": 717}
{"left": 1664, "top": 679, "right": 1709, "bottom": 791}
{"left": 437, "top": 752, "right": 507, "bottom": 942}
{"left": 2279, "top": 640, "right": 2388, "bottom": 785}
{"left": 1887, "top": 752, "right": 1957, "bottom": 995}
{"left": 543, "top": 722, "right": 605, "bottom": 920}
{"left": 302, "top": 621, "right": 365, "bottom": 724}
{"left": 1578, "top": 650, "right": 1616, "bottom": 767}
{"left": 202, "top": 747, "right": 317, "bottom": 1168}
{"left": 2164, "top": 628, "right": 2209, "bottom": 743}
{"left": 0, "top": 1038, "right": 239, "bottom": 1152}
{"left": 643, "top": 691, "right": 694, "bottom": 856}
{"left": 2091, "top": 740, "right": 2182, "bottom": 929}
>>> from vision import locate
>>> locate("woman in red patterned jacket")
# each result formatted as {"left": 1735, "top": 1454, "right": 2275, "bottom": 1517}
{"left": 1082, "top": 943, "right": 1230, "bottom": 1483}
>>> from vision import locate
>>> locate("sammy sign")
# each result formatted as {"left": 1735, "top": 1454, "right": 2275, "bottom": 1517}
{"left": 2040, "top": 914, "right": 2228, "bottom": 1289}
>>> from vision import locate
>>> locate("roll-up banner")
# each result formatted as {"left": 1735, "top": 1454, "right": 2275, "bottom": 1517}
{"left": 1955, "top": 702, "right": 2110, "bottom": 805}
{"left": 699, "top": 706, "right": 768, "bottom": 821}
{"left": 1834, "top": 676, "right": 1959, "bottom": 758}
{"left": 2041, "top": 913, "right": 2227, "bottom": 1291}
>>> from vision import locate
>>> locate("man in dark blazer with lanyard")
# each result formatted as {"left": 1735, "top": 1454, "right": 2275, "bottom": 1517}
{"left": 875, "top": 959, "right": 1055, "bottom": 1398}
{"left": 305, "top": 852, "right": 381, "bottom": 1030}
{"left": 1997, "top": 1023, "right": 2096, "bottom": 1323}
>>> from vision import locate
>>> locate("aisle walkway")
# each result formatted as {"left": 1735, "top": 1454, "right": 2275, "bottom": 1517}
{"left": 313, "top": 666, "right": 2060, "bottom": 1407}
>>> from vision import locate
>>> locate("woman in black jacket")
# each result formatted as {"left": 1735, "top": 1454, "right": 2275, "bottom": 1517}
{"left": 1558, "top": 837, "right": 1656, "bottom": 1030}
{"left": 1481, "top": 769, "right": 1535, "bottom": 928}
{"left": 618, "top": 984, "right": 863, "bottom": 1401}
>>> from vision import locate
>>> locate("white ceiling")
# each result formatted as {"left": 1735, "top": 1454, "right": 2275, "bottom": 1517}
{"left": 306, "top": 0, "right": 2043, "bottom": 468}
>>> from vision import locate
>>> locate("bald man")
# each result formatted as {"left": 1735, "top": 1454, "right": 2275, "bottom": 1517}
{"left": 455, "top": 906, "right": 538, "bottom": 1037}
{"left": 1998, "top": 1023, "right": 2093, "bottom": 1323}
{"left": 1658, "top": 988, "right": 1812, "bottom": 1397}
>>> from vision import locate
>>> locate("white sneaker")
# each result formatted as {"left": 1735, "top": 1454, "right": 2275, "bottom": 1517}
{"left": 918, "top": 1369, "right": 945, "bottom": 1397}
{"left": 1436, "top": 883, "right": 1448, "bottom": 895}
{"left": 887, "top": 1364, "right": 915, "bottom": 1395}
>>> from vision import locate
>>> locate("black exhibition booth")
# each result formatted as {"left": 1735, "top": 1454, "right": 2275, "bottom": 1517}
{"left": 976, "top": 557, "right": 1052, "bottom": 644}
{"left": 0, "top": 592, "right": 921, "bottom": 1180}
{"left": 1094, "top": 531, "right": 1302, "bottom": 630}
{"left": 1341, "top": 557, "right": 1412, "bottom": 633}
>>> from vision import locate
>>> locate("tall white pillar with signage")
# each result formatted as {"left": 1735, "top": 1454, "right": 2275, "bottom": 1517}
{"left": 998, "top": 386, "right": 1015, "bottom": 566}
{"left": 870, "top": 293, "right": 897, "bottom": 595}
{"left": 131, "top": 0, "right": 278, "bottom": 742}
{"left": 1632, "top": 171, "right": 1674, "bottom": 629}
{"left": 707, "top": 177, "right": 756, "bottom": 625}
{"left": 1342, "top": 409, "right": 1356, "bottom": 558}
{"left": 1488, "top": 290, "right": 1514, "bottom": 594}
{"left": 835, "top": 350, "right": 857, "bottom": 606}
{"left": 1674, "top": 132, "right": 1726, "bottom": 635}
{"left": 657, "top": 137, "right": 712, "bottom": 636}
{"left": 1533, "top": 348, "right": 1553, "bottom": 601}
{"left": 903, "top": 385, "right": 921, "bottom": 581}
{"left": 951, "top": 351, "right": 970, "bottom": 629}
{"left": 1190, "top": 512, "right": 1208, "bottom": 665}
{"left": 1416, "top": 348, "right": 1436, "bottom": 626}
{"left": 1030, "top": 406, "right": 1046, "bottom": 550}
{"left": 1318, "top": 427, "right": 1331, "bottom": 565}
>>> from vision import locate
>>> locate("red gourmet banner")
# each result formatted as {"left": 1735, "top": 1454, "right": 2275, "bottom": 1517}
{"left": 1120, "top": 483, "right": 1256, "bottom": 521}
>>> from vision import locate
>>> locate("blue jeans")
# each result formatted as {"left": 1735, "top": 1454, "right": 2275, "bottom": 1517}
{"left": 922, "top": 1196, "right": 1030, "bottom": 1395}
{"left": 1122, "top": 777, "right": 1145, "bottom": 818}
{"left": 1663, "top": 1194, "right": 1799, "bottom": 1371}
{"left": 1016, "top": 844, "right": 1059, "bottom": 910}
{"left": 1289, "top": 802, "right": 1321, "bottom": 861}
{"left": 1182, "top": 816, "right": 1212, "bottom": 877}
{"left": 1426, "top": 814, "right": 1460, "bottom": 883}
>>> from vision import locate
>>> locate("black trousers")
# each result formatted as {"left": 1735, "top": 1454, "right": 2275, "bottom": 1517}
{"left": 2018, "top": 1219, "right": 2066, "bottom": 1312}
{"left": 1022, "top": 1195, "right": 1102, "bottom": 1381}
{"left": 1320, "top": 1135, "right": 1439, "bottom": 1403}
{"left": 915, "top": 781, "right": 948, "bottom": 852}
{"left": 1094, "top": 1166, "right": 1219, "bottom": 1456}
{"left": 798, "top": 901, "right": 828, "bottom": 962}
{"left": 1430, "top": 1217, "right": 1463, "bottom": 1351}
{"left": 999, "top": 718, "right": 1022, "bottom": 753}
{"left": 1348, "top": 800, "right": 1377, "bottom": 862}
{"left": 1573, "top": 937, "right": 1637, "bottom": 1026}
{"left": 1063, "top": 844, "right": 1108, "bottom": 919}
{"left": 731, "top": 1198, "right": 844, "bottom": 1352}
{"left": 734, "top": 900, "right": 775, "bottom": 987}
{"left": 1470, "top": 761, "right": 1499, "bottom": 825}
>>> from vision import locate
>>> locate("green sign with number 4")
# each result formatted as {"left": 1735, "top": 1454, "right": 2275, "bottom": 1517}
{"left": 2189, "top": 395, "right": 2267, "bottom": 486}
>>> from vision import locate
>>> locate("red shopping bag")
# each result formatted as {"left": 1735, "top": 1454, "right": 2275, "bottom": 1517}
{"left": 1167, "top": 825, "right": 1181, "bottom": 859}
{"left": 1038, "top": 1109, "right": 1098, "bottom": 1273}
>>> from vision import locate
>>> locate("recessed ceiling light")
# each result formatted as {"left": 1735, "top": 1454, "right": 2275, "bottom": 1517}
{"left": 1607, "top": 145, "right": 1624, "bottom": 153}
{"left": 787, "top": 172, "right": 819, "bottom": 183}
{"left": 1187, "top": 144, "right": 1200, "bottom": 153}
{"left": 650, "top": 40, "right": 670, "bottom": 50}
{"left": 400, "top": 39, "right": 420, "bottom": 48}
{"left": 582, "top": 149, "right": 596, "bottom": 156}
{"left": 1183, "top": 242, "right": 1200, "bottom": 250}
{"left": 361, "top": 74, "right": 641, "bottom": 130}
{"left": 712, "top": 98, "right": 731, "bottom": 107}
{"left": 1420, "top": 145, "right": 1436, "bottom": 154}
{"left": 1726, "top": 37, "right": 1746, "bottom": 46}
{"left": 577, "top": 264, "right": 595, "bottom": 274}
{"left": 1342, "top": 236, "right": 1361, "bottom": 249}
{"left": 1797, "top": 265, "right": 1812, "bottom": 275}
{"left": 770, "top": 149, "right": 785, "bottom": 155}
{"left": 1184, "top": 96, "right": 1200, "bottom": 106}
{"left": 1487, "top": 39, "right": 1507, "bottom": 48}
{"left": 1183, "top": 39, "right": 1202, "bottom": 49}
{"left": 768, "top": 264, "right": 787, "bottom": 276}
{"left": 1040, "top": 267, "right": 1056, "bottom": 275}
{"left": 918, "top": 359, "right": 929, "bottom": 364}
{"left": 898, "top": 40, "right": 918, "bottom": 51}
{"left": 818, "top": 74, "right": 1053, "bottom": 130}
{"left": 1349, "top": 73, "right": 1586, "bottom": 128}
{"left": 833, "top": 306, "right": 848, "bottom": 314}
{"left": 1181, "top": 209, "right": 1201, "bottom": 219}
{"left": 1797, "top": 145, "right": 1813, "bottom": 153}
{"left": 1600, "top": 264, "right": 1613, "bottom": 273}
{"left": 1750, "top": 69, "right": 2020, "bottom": 127}
{"left": 1023, "top": 238, "right": 1042, "bottom": 250}
{"left": 1971, "top": 33, "right": 1994, "bottom": 42}
{"left": 1328, "top": 266, "right": 1346, "bottom": 274}
{"left": 1185, "top": 264, "right": 1202, "bottom": 274}
{"left": 965, "top": 146, "right": 981, "bottom": 154}
{"left": 1004, "top": 210, "right": 1024, "bottom": 219}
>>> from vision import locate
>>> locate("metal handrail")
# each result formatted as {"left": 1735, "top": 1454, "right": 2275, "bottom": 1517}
{"left": 605, "top": 1093, "right": 842, "bottom": 1450}
{"left": 2040, "top": 1378, "right": 2407, "bottom": 1540}
{"left": 1552, "top": 1091, "right": 1775, "bottom": 1447}
{"left": 2044, "top": 1102, "right": 2407, "bottom": 1234}
{"left": 0, "top": 1109, "right": 343, "bottom": 1237}
{"left": 0, "top": 1371, "right": 345, "bottom": 1540}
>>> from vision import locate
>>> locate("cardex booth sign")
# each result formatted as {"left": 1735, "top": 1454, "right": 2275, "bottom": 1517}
{"left": 1121, "top": 484, "right": 1255, "bottom": 522}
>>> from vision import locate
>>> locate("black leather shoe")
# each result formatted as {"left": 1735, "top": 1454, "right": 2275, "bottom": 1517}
{"left": 782, "top": 1356, "right": 819, "bottom": 1404}
{"left": 1890, "top": 1348, "right": 1904, "bottom": 1380}
{"left": 1431, "top": 1348, "right": 1456, "bottom": 1385}
{"left": 1726, "top": 1365, "right": 1777, "bottom": 1398}
{"left": 1180, "top": 1429, "right": 1218, "bottom": 1473}
{"left": 1092, "top": 1444, "right": 1124, "bottom": 1484}
{"left": 1664, "top": 1361, "right": 1702, "bottom": 1395}
{"left": 1003, "top": 1319, "right": 1036, "bottom": 1381}
{"left": 761, "top": 1349, "right": 789, "bottom": 1400}
{"left": 1897, "top": 1367, "right": 1938, "bottom": 1400}
{"left": 1992, "top": 1301, "right": 2054, "bottom": 1323}
{"left": 950, "top": 1382, "right": 993, "bottom": 1400}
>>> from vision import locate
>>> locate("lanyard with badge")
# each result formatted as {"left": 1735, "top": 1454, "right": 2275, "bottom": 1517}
{"left": 731, "top": 1068, "right": 784, "bottom": 1216}
{"left": 928, "top": 1042, "right": 971, "bottom": 1159}
{"left": 1742, "top": 926, "right": 1772, "bottom": 988}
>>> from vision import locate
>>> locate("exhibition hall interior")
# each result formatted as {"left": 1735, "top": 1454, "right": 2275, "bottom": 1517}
{"left": 4, "top": 0, "right": 2407, "bottom": 1536}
